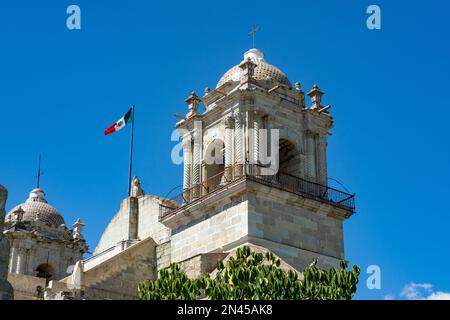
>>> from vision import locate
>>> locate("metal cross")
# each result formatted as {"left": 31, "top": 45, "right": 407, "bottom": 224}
{"left": 248, "top": 25, "right": 260, "bottom": 48}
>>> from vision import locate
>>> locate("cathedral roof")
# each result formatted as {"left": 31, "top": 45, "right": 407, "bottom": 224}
{"left": 216, "top": 48, "right": 292, "bottom": 89}
{"left": 6, "top": 188, "right": 66, "bottom": 227}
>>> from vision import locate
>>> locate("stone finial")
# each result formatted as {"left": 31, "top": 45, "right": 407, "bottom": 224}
{"left": 73, "top": 219, "right": 85, "bottom": 240}
{"left": 307, "top": 84, "right": 324, "bottom": 110}
{"left": 204, "top": 87, "right": 211, "bottom": 95}
{"left": 185, "top": 91, "right": 201, "bottom": 118}
{"left": 295, "top": 82, "right": 306, "bottom": 108}
{"left": 131, "top": 176, "right": 144, "bottom": 198}
{"left": 13, "top": 207, "right": 24, "bottom": 223}
{"left": 239, "top": 57, "right": 257, "bottom": 81}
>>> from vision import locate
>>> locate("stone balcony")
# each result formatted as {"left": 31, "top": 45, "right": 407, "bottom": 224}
{"left": 159, "top": 164, "right": 355, "bottom": 227}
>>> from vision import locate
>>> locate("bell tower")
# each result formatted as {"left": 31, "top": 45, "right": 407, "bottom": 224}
{"left": 160, "top": 48, "right": 355, "bottom": 271}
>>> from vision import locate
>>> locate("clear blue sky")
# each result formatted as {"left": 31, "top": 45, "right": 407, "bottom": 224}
{"left": 1, "top": 1, "right": 449, "bottom": 300}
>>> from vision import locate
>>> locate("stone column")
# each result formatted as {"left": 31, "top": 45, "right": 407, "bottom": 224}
{"left": 192, "top": 126, "right": 202, "bottom": 199}
{"left": 234, "top": 109, "right": 244, "bottom": 177}
{"left": 182, "top": 135, "right": 192, "bottom": 202}
{"left": 317, "top": 134, "right": 328, "bottom": 186}
{"left": 27, "top": 249, "right": 35, "bottom": 275}
{"left": 305, "top": 132, "right": 317, "bottom": 181}
{"left": 15, "top": 249, "right": 27, "bottom": 274}
{"left": 252, "top": 111, "right": 261, "bottom": 166}
{"left": 8, "top": 247, "right": 15, "bottom": 273}
{"left": 305, "top": 131, "right": 320, "bottom": 197}
{"left": 15, "top": 251, "right": 21, "bottom": 274}
{"left": 124, "top": 197, "right": 139, "bottom": 240}
{"left": 223, "top": 115, "right": 234, "bottom": 182}
{"left": 0, "top": 184, "right": 14, "bottom": 300}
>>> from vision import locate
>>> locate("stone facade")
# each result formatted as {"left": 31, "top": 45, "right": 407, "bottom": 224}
{"left": 95, "top": 194, "right": 171, "bottom": 254}
{"left": 39, "top": 194, "right": 170, "bottom": 299}
{"left": 7, "top": 273, "right": 45, "bottom": 300}
{"left": 3, "top": 188, "right": 88, "bottom": 299}
{"left": 45, "top": 237, "right": 157, "bottom": 300}
{"left": 179, "top": 252, "right": 228, "bottom": 279}
{"left": 170, "top": 198, "right": 249, "bottom": 263}
{"left": 0, "top": 184, "right": 14, "bottom": 300}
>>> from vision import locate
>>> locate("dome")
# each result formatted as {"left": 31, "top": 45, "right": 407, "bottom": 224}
{"left": 6, "top": 188, "right": 65, "bottom": 226}
{"left": 216, "top": 48, "right": 292, "bottom": 89}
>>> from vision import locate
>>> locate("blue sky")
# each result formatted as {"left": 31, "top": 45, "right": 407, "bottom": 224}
{"left": 1, "top": 1, "right": 449, "bottom": 300}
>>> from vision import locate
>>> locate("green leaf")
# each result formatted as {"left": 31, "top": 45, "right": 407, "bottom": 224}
{"left": 138, "top": 246, "right": 360, "bottom": 301}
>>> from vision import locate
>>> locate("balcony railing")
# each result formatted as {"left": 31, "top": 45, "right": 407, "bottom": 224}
{"left": 159, "top": 164, "right": 355, "bottom": 220}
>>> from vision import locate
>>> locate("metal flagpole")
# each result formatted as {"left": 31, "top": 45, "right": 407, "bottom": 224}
{"left": 128, "top": 105, "right": 135, "bottom": 197}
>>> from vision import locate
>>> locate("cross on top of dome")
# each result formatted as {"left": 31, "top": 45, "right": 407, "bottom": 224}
{"left": 248, "top": 25, "right": 260, "bottom": 49}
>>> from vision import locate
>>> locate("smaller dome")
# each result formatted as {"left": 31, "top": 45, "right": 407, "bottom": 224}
{"left": 216, "top": 48, "right": 292, "bottom": 89}
{"left": 6, "top": 188, "right": 65, "bottom": 226}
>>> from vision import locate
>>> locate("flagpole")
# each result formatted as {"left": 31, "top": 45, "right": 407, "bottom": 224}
{"left": 128, "top": 105, "right": 135, "bottom": 197}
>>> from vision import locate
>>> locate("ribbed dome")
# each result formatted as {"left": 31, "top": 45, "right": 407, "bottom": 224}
{"left": 6, "top": 188, "right": 65, "bottom": 226}
{"left": 216, "top": 48, "right": 291, "bottom": 89}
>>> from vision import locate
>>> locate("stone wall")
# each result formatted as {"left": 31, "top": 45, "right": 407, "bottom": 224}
{"left": 166, "top": 179, "right": 346, "bottom": 273}
{"left": 243, "top": 237, "right": 341, "bottom": 271}
{"left": 46, "top": 237, "right": 157, "bottom": 300}
{"left": 170, "top": 200, "right": 248, "bottom": 263}
{"left": 95, "top": 195, "right": 170, "bottom": 255}
{"left": 95, "top": 198, "right": 135, "bottom": 254}
{"left": 179, "top": 253, "right": 228, "bottom": 279}
{"left": 81, "top": 237, "right": 156, "bottom": 299}
{"left": 7, "top": 273, "right": 45, "bottom": 300}
{"left": 6, "top": 236, "right": 82, "bottom": 280}
{"left": 156, "top": 241, "right": 171, "bottom": 271}
{"left": 247, "top": 189, "right": 344, "bottom": 262}
{"left": 138, "top": 196, "right": 171, "bottom": 244}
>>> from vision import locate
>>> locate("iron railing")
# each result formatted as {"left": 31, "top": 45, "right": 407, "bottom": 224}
{"left": 159, "top": 164, "right": 355, "bottom": 220}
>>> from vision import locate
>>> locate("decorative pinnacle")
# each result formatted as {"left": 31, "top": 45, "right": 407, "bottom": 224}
{"left": 185, "top": 91, "right": 201, "bottom": 118}
{"left": 73, "top": 218, "right": 85, "bottom": 240}
{"left": 185, "top": 91, "right": 200, "bottom": 103}
{"left": 239, "top": 57, "right": 257, "bottom": 80}
{"left": 307, "top": 84, "right": 325, "bottom": 110}
{"left": 14, "top": 206, "right": 25, "bottom": 222}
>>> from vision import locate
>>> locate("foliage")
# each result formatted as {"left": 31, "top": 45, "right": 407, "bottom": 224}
{"left": 138, "top": 263, "right": 203, "bottom": 300}
{"left": 138, "top": 246, "right": 360, "bottom": 300}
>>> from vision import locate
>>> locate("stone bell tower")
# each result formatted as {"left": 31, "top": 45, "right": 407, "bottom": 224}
{"left": 4, "top": 188, "right": 88, "bottom": 290}
{"left": 159, "top": 48, "right": 355, "bottom": 271}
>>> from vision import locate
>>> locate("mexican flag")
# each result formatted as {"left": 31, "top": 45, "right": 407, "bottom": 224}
{"left": 104, "top": 107, "right": 133, "bottom": 135}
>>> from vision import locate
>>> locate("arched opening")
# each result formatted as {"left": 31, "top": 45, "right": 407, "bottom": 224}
{"left": 35, "top": 263, "right": 54, "bottom": 281}
{"left": 203, "top": 139, "right": 225, "bottom": 193}
{"left": 278, "top": 139, "right": 300, "bottom": 176}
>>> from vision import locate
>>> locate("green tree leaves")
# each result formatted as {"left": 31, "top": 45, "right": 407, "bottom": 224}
{"left": 138, "top": 246, "right": 360, "bottom": 300}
